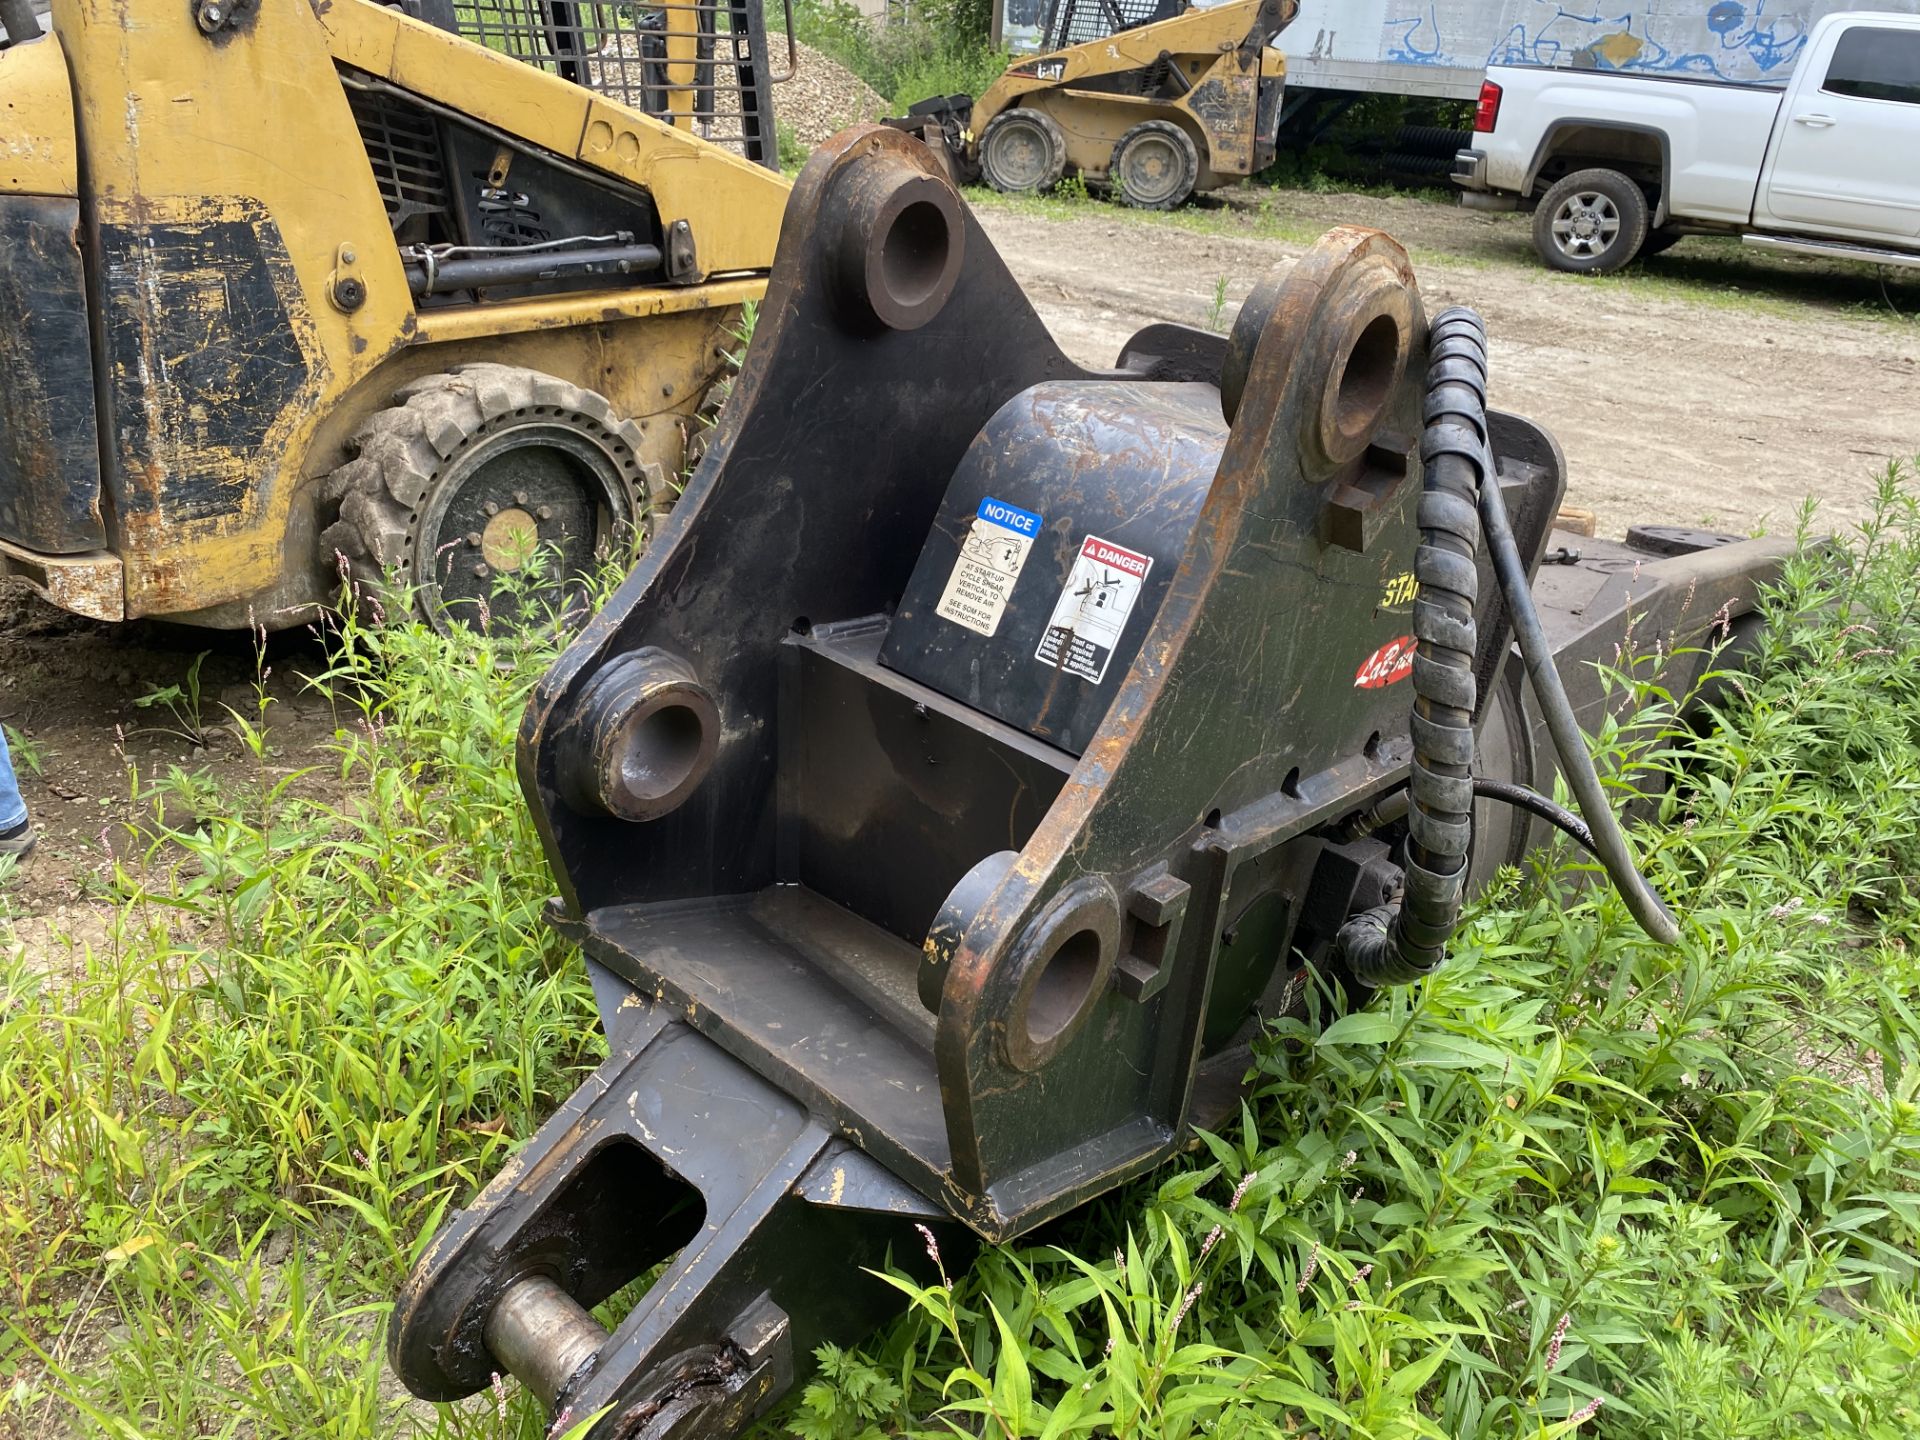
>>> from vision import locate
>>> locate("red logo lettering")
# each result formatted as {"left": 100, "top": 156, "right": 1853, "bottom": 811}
{"left": 1080, "top": 537, "right": 1150, "bottom": 578}
{"left": 1354, "top": 636, "right": 1416, "bottom": 689}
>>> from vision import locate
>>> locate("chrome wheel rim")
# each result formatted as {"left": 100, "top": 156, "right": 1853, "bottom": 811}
{"left": 1550, "top": 190, "right": 1621, "bottom": 259}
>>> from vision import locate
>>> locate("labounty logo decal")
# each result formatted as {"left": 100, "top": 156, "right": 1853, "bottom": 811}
{"left": 1354, "top": 636, "right": 1416, "bottom": 689}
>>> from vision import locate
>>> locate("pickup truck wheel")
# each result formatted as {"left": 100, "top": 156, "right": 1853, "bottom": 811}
{"left": 1533, "top": 168, "right": 1649, "bottom": 274}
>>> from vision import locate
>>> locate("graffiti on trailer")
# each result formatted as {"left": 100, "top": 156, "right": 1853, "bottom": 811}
{"left": 1384, "top": 0, "right": 1816, "bottom": 81}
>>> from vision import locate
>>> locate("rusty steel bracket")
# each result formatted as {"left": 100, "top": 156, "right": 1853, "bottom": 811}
{"left": 328, "top": 242, "right": 367, "bottom": 314}
{"left": 392, "top": 125, "right": 1795, "bottom": 1436}
{"left": 392, "top": 1003, "right": 964, "bottom": 1436}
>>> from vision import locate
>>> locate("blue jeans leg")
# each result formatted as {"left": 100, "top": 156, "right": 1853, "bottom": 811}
{"left": 0, "top": 725, "right": 27, "bottom": 832}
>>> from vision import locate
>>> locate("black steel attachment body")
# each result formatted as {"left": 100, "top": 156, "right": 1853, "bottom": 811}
{"left": 392, "top": 126, "right": 1790, "bottom": 1437}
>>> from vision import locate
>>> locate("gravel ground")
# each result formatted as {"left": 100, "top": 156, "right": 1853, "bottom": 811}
{"left": 588, "top": 33, "right": 884, "bottom": 154}
{"left": 977, "top": 190, "right": 1919, "bottom": 538}
{"left": 772, "top": 40, "right": 889, "bottom": 145}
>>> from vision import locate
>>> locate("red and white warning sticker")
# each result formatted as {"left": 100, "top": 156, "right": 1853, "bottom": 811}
{"left": 1354, "top": 635, "right": 1416, "bottom": 689}
{"left": 1035, "top": 534, "right": 1153, "bottom": 684}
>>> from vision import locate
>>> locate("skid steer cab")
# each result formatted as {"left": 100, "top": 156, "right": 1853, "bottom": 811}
{"left": 888, "top": 0, "right": 1292, "bottom": 209}
{"left": 0, "top": 0, "right": 794, "bottom": 632}
{"left": 389, "top": 127, "right": 1790, "bottom": 1439}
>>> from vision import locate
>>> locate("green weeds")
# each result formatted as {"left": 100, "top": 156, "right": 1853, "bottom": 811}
{"left": 775, "top": 0, "right": 1006, "bottom": 113}
{"left": 1, "top": 593, "right": 600, "bottom": 1436}
{"left": 129, "top": 651, "right": 213, "bottom": 749}
{"left": 804, "top": 464, "right": 1920, "bottom": 1438}
{"left": 3, "top": 465, "right": 1919, "bottom": 1438}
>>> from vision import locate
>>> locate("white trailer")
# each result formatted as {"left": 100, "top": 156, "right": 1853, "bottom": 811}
{"left": 993, "top": 0, "right": 1920, "bottom": 97}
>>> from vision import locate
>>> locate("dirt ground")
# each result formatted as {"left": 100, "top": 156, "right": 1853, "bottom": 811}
{"left": 3, "top": 186, "right": 1917, "bottom": 939}
{"left": 0, "top": 583, "right": 338, "bottom": 961}
{"left": 979, "top": 189, "right": 1919, "bottom": 538}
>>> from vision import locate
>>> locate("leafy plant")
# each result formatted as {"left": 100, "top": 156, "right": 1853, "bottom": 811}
{"left": 129, "top": 651, "right": 212, "bottom": 747}
{"left": 2, "top": 724, "right": 46, "bottom": 779}
{"left": 4, "top": 464, "right": 1920, "bottom": 1440}
{"left": 1205, "top": 275, "right": 1232, "bottom": 333}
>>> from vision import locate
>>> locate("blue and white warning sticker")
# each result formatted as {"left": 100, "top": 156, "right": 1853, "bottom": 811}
{"left": 936, "top": 496, "right": 1044, "bottom": 637}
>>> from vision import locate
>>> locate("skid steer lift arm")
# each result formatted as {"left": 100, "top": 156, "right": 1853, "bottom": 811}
{"left": 392, "top": 127, "right": 1791, "bottom": 1438}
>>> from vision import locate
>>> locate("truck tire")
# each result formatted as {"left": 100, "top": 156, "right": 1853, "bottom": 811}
{"left": 1640, "top": 227, "right": 1684, "bottom": 257}
{"left": 318, "top": 364, "right": 648, "bottom": 634}
{"left": 979, "top": 109, "right": 1068, "bottom": 194}
{"left": 1111, "top": 120, "right": 1200, "bottom": 210}
{"left": 1533, "top": 167, "right": 1649, "bottom": 274}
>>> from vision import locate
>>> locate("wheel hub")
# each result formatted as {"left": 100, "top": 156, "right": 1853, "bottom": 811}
{"left": 422, "top": 433, "right": 626, "bottom": 629}
{"left": 1552, "top": 191, "right": 1619, "bottom": 257}
{"left": 480, "top": 506, "right": 541, "bottom": 572}
{"left": 1001, "top": 129, "right": 1043, "bottom": 187}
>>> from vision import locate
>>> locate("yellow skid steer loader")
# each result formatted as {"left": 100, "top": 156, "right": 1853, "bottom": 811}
{"left": 0, "top": 0, "right": 793, "bottom": 631}
{"left": 890, "top": 0, "right": 1292, "bottom": 209}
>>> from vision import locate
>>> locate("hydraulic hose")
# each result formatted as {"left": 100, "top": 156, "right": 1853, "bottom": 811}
{"left": 1338, "top": 307, "right": 1677, "bottom": 988}
{"left": 1356, "top": 309, "right": 1490, "bottom": 984}
{"left": 0, "top": 0, "right": 42, "bottom": 43}
{"left": 1340, "top": 778, "right": 1597, "bottom": 857}
{"left": 1472, "top": 358, "right": 1681, "bottom": 945}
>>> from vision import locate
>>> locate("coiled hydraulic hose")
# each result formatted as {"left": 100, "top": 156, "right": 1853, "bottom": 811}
{"left": 1338, "top": 308, "right": 1678, "bottom": 988}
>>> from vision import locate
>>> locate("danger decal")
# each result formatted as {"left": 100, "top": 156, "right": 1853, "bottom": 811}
{"left": 936, "top": 495, "right": 1045, "bottom": 637}
{"left": 1354, "top": 635, "right": 1416, "bottom": 689}
{"left": 1035, "top": 534, "right": 1152, "bottom": 684}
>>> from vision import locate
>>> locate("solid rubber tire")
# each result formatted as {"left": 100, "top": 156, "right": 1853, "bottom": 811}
{"left": 979, "top": 108, "right": 1069, "bottom": 194}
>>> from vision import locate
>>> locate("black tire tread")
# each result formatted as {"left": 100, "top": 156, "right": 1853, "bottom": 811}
{"left": 1111, "top": 118, "right": 1201, "bottom": 211}
{"left": 1531, "top": 167, "right": 1650, "bottom": 275}
{"left": 318, "top": 364, "right": 651, "bottom": 618}
{"left": 978, "top": 108, "right": 1069, "bottom": 194}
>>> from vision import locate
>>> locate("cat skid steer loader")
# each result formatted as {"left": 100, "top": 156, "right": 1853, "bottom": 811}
{"left": 890, "top": 0, "right": 1291, "bottom": 209}
{"left": 0, "top": 0, "right": 792, "bottom": 631}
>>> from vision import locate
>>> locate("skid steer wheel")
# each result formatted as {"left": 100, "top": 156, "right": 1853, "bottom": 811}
{"left": 978, "top": 108, "right": 1068, "bottom": 194}
{"left": 1111, "top": 120, "right": 1199, "bottom": 210}
{"left": 320, "top": 364, "right": 647, "bottom": 634}
{"left": 1532, "top": 167, "right": 1649, "bottom": 275}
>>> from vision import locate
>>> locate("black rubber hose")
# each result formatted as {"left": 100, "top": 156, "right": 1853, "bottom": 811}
{"left": 1474, "top": 399, "right": 1681, "bottom": 944}
{"left": 1337, "top": 306, "right": 1678, "bottom": 987}
{"left": 1340, "top": 778, "right": 1597, "bottom": 856}
{"left": 1340, "top": 309, "right": 1490, "bottom": 986}
{"left": 0, "top": 0, "right": 42, "bottom": 43}
{"left": 1471, "top": 777, "right": 1596, "bottom": 854}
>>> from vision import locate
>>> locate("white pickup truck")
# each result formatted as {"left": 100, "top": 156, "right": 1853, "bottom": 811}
{"left": 1452, "top": 9, "right": 1920, "bottom": 273}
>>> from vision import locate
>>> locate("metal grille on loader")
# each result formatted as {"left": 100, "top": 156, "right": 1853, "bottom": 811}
{"left": 453, "top": 0, "right": 791, "bottom": 164}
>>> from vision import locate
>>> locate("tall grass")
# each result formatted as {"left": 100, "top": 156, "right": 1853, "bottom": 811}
{"left": 0, "top": 597, "right": 598, "bottom": 1437}
{"left": 776, "top": 0, "right": 1008, "bottom": 112}
{"left": 801, "top": 466, "right": 1920, "bottom": 1438}
{"left": 1, "top": 465, "right": 1917, "bottom": 1439}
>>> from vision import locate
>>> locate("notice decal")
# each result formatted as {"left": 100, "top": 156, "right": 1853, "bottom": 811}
{"left": 936, "top": 495, "right": 1045, "bottom": 637}
{"left": 1354, "top": 635, "right": 1417, "bottom": 689}
{"left": 1035, "top": 534, "right": 1153, "bottom": 684}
